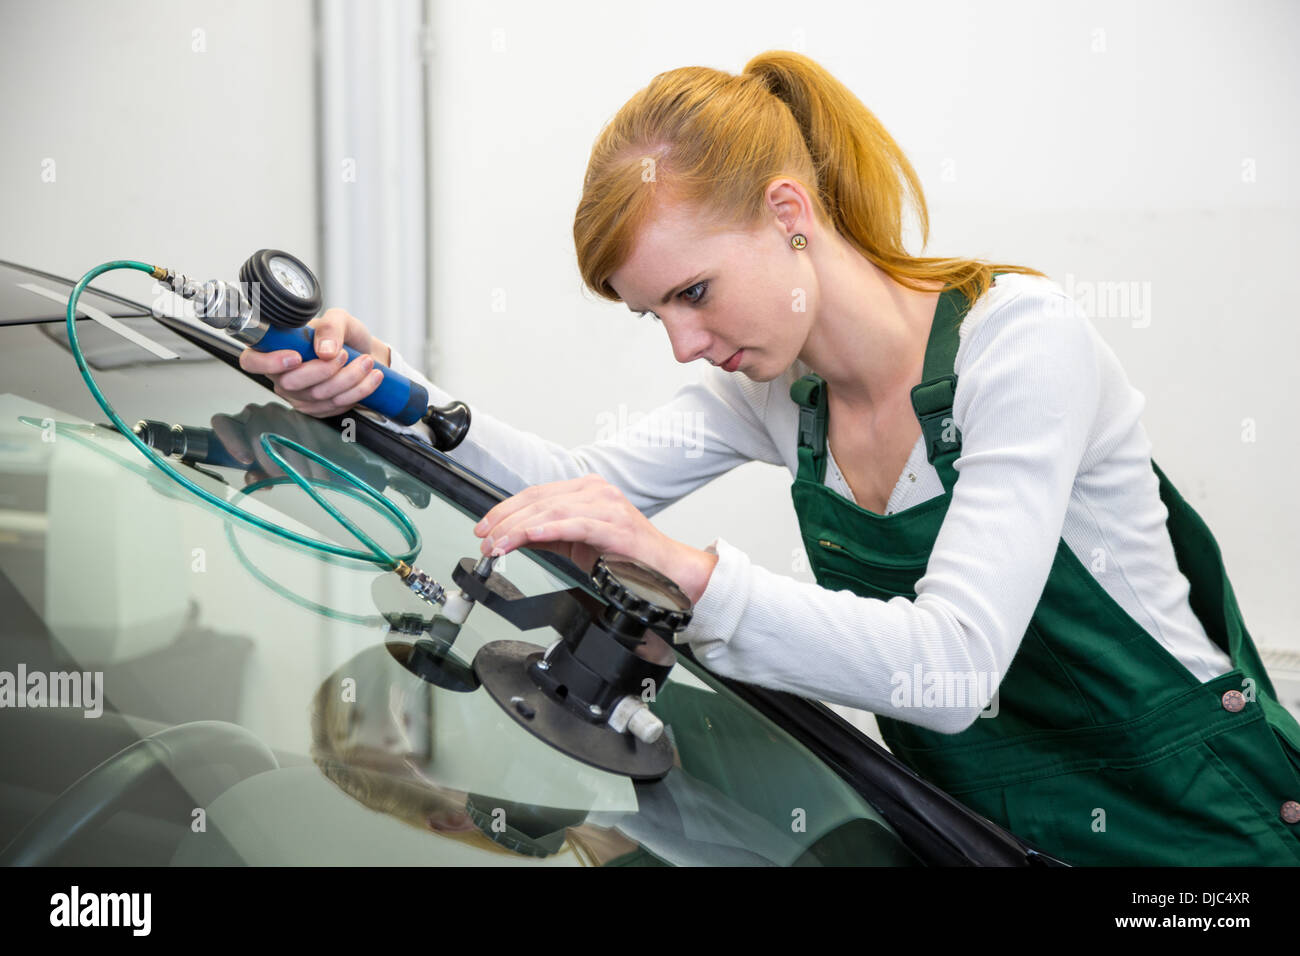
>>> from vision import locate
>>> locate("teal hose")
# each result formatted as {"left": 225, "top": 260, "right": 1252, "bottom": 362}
{"left": 226, "top": 475, "right": 392, "bottom": 626}
{"left": 65, "top": 259, "right": 421, "bottom": 571}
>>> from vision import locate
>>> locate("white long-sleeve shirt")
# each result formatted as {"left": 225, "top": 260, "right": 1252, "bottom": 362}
{"left": 382, "top": 273, "right": 1233, "bottom": 734}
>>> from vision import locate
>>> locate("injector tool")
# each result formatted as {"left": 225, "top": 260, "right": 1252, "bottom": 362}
{"left": 158, "top": 248, "right": 472, "bottom": 444}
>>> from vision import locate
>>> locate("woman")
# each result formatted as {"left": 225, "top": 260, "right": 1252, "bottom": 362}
{"left": 238, "top": 50, "right": 1300, "bottom": 866}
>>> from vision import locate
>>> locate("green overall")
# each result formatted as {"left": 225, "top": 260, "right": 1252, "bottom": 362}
{"left": 788, "top": 280, "right": 1300, "bottom": 866}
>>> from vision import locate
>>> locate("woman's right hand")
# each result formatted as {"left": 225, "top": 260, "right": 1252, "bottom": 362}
{"left": 237, "top": 307, "right": 393, "bottom": 419}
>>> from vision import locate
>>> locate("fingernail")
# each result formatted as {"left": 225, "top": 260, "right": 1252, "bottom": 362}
{"left": 369, "top": 370, "right": 383, "bottom": 385}
{"left": 362, "top": 355, "right": 374, "bottom": 370}
{"left": 319, "top": 339, "right": 336, "bottom": 355}
{"left": 282, "top": 354, "right": 301, "bottom": 369}
{"left": 474, "top": 519, "right": 487, "bottom": 535}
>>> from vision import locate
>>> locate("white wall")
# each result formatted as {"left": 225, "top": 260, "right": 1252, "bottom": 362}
{"left": 0, "top": 0, "right": 318, "bottom": 302}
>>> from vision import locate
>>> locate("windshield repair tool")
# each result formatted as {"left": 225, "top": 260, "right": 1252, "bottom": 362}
{"left": 158, "top": 248, "right": 472, "bottom": 444}
{"left": 64, "top": 258, "right": 447, "bottom": 607}
{"left": 435, "top": 553, "right": 692, "bottom": 780}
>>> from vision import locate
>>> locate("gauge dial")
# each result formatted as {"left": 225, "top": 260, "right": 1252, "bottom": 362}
{"left": 239, "top": 249, "right": 323, "bottom": 329}
{"left": 268, "top": 255, "right": 314, "bottom": 300}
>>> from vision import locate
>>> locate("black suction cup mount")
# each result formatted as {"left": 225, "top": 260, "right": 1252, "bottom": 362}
{"left": 466, "top": 555, "right": 692, "bottom": 780}
{"left": 239, "top": 248, "right": 322, "bottom": 329}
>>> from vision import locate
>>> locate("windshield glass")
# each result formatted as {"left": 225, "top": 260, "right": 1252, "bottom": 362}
{"left": 0, "top": 276, "right": 919, "bottom": 867}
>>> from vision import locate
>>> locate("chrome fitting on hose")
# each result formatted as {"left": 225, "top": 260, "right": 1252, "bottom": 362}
{"left": 157, "top": 270, "right": 260, "bottom": 338}
{"left": 390, "top": 552, "right": 497, "bottom": 624}
{"left": 393, "top": 561, "right": 447, "bottom": 608}
{"left": 156, "top": 268, "right": 205, "bottom": 302}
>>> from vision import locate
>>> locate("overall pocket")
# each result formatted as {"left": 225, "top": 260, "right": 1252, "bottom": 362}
{"left": 811, "top": 538, "right": 921, "bottom": 598}
{"left": 1200, "top": 717, "right": 1300, "bottom": 864}
{"left": 999, "top": 734, "right": 1300, "bottom": 866}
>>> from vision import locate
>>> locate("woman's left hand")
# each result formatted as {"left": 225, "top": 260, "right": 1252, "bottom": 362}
{"left": 472, "top": 473, "right": 718, "bottom": 605}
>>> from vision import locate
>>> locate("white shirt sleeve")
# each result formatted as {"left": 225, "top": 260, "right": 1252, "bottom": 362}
{"left": 377, "top": 347, "right": 783, "bottom": 521}
{"left": 678, "top": 288, "right": 1103, "bottom": 734}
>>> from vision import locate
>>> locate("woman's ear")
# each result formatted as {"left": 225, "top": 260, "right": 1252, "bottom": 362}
{"left": 765, "top": 178, "right": 814, "bottom": 239}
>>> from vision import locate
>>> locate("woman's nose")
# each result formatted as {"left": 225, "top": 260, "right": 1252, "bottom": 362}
{"left": 665, "top": 318, "right": 712, "bottom": 365}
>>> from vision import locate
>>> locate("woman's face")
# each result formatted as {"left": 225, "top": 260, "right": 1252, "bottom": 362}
{"left": 607, "top": 196, "right": 817, "bottom": 382}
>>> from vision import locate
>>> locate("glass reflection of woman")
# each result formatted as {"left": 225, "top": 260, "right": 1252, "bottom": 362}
{"left": 311, "top": 642, "right": 849, "bottom": 866}
{"left": 310, "top": 642, "right": 647, "bottom": 866}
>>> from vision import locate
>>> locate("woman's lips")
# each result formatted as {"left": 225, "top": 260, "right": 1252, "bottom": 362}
{"left": 722, "top": 349, "right": 743, "bottom": 372}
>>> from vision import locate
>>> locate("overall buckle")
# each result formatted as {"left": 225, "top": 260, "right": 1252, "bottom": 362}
{"left": 911, "top": 375, "right": 960, "bottom": 464}
{"left": 791, "top": 376, "right": 826, "bottom": 452}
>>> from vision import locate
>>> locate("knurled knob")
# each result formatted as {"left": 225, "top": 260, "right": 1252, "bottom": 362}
{"left": 591, "top": 556, "right": 692, "bottom": 636}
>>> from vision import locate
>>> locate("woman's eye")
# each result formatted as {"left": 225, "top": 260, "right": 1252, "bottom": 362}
{"left": 680, "top": 280, "right": 708, "bottom": 305}
{"left": 635, "top": 280, "right": 705, "bottom": 321}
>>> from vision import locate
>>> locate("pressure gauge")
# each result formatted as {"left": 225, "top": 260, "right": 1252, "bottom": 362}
{"left": 238, "top": 249, "right": 323, "bottom": 329}
{"left": 268, "top": 255, "right": 313, "bottom": 300}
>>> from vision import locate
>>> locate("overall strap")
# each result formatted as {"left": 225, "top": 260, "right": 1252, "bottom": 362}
{"left": 791, "top": 273, "right": 1001, "bottom": 490}
{"left": 911, "top": 287, "right": 969, "bottom": 491}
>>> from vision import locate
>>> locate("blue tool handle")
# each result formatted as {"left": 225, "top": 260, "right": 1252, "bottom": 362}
{"left": 256, "top": 325, "right": 430, "bottom": 426}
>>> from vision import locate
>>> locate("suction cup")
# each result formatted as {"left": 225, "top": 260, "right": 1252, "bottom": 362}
{"left": 474, "top": 640, "right": 674, "bottom": 781}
